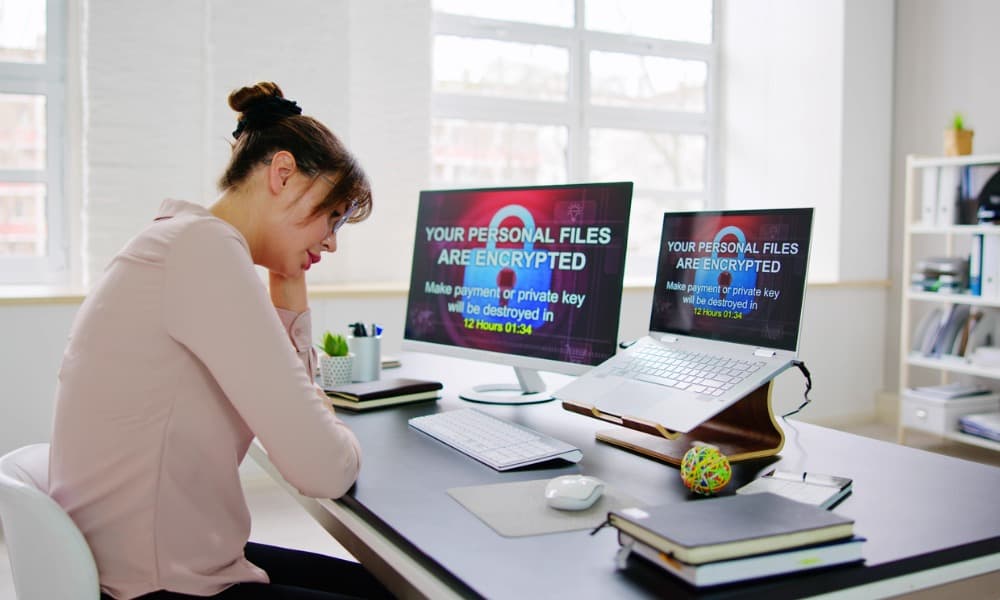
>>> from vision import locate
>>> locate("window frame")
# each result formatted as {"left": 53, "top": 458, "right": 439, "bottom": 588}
{"left": 0, "top": 0, "right": 68, "bottom": 284}
{"left": 430, "top": 1, "right": 719, "bottom": 208}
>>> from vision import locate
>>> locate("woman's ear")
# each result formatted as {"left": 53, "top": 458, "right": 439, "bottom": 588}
{"left": 267, "top": 150, "right": 297, "bottom": 195}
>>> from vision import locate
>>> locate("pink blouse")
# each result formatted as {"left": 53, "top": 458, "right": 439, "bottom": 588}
{"left": 49, "top": 199, "right": 361, "bottom": 599}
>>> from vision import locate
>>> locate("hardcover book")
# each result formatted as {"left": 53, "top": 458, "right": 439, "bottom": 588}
{"left": 324, "top": 377, "right": 442, "bottom": 411}
{"left": 608, "top": 493, "right": 855, "bottom": 565}
{"left": 620, "top": 531, "right": 865, "bottom": 587}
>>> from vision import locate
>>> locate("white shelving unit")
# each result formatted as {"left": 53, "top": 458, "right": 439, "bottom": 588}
{"left": 898, "top": 153, "right": 1000, "bottom": 451}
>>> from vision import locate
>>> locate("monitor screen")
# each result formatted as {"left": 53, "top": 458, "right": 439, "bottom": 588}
{"left": 402, "top": 182, "right": 633, "bottom": 403}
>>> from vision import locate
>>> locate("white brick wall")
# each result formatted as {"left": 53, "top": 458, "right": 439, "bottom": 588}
{"left": 83, "top": 0, "right": 430, "bottom": 286}
{"left": 338, "top": 0, "right": 432, "bottom": 283}
{"left": 85, "top": 0, "right": 206, "bottom": 281}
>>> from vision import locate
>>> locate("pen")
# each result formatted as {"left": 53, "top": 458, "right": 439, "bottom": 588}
{"left": 373, "top": 324, "right": 383, "bottom": 337}
{"left": 350, "top": 322, "right": 368, "bottom": 337}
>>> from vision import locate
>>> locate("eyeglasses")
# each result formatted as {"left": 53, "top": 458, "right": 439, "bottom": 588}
{"left": 330, "top": 200, "right": 358, "bottom": 236}
{"left": 314, "top": 172, "right": 358, "bottom": 236}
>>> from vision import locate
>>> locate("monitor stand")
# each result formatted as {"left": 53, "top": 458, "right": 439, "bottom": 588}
{"left": 459, "top": 367, "right": 554, "bottom": 405}
{"left": 562, "top": 381, "right": 784, "bottom": 465}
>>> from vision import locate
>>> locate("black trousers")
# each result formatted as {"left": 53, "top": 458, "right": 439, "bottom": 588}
{"left": 100, "top": 542, "right": 394, "bottom": 599}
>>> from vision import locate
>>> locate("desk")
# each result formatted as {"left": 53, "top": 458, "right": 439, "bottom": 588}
{"left": 250, "top": 354, "right": 1000, "bottom": 599}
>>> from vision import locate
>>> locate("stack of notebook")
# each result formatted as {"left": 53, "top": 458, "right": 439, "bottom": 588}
{"left": 324, "top": 378, "right": 442, "bottom": 411}
{"left": 609, "top": 493, "right": 864, "bottom": 587}
{"left": 959, "top": 412, "right": 1000, "bottom": 442}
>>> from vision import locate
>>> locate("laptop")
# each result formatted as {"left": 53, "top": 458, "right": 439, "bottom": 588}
{"left": 554, "top": 208, "right": 814, "bottom": 433}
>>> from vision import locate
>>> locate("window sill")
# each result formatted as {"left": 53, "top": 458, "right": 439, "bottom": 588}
{"left": 0, "top": 285, "right": 88, "bottom": 305}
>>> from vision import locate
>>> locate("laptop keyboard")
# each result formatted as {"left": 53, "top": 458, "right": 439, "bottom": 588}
{"left": 608, "top": 342, "right": 766, "bottom": 397}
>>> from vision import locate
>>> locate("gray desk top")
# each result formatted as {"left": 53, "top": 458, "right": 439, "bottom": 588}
{"left": 334, "top": 353, "right": 1000, "bottom": 599}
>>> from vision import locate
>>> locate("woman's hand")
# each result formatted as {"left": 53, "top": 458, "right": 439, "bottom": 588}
{"left": 269, "top": 270, "right": 309, "bottom": 313}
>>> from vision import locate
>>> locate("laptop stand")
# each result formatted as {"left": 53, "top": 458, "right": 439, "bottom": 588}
{"left": 561, "top": 382, "right": 784, "bottom": 466}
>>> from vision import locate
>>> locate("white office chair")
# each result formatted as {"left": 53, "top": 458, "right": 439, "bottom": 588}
{"left": 0, "top": 443, "right": 100, "bottom": 599}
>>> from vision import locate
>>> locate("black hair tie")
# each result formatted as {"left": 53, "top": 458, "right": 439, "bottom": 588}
{"left": 232, "top": 96, "right": 303, "bottom": 139}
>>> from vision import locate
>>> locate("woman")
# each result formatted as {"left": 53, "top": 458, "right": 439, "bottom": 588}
{"left": 49, "top": 82, "right": 391, "bottom": 599}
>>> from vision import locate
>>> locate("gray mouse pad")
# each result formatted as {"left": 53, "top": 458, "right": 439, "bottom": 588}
{"left": 446, "top": 478, "right": 644, "bottom": 538}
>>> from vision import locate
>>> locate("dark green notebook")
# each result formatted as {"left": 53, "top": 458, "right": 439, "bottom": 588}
{"left": 608, "top": 492, "right": 855, "bottom": 565}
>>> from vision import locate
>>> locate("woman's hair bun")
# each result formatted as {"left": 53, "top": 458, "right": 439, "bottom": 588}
{"left": 228, "top": 82, "right": 285, "bottom": 115}
{"left": 228, "top": 82, "right": 301, "bottom": 140}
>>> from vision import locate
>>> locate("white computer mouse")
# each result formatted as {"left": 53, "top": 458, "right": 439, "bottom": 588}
{"left": 544, "top": 475, "right": 606, "bottom": 511}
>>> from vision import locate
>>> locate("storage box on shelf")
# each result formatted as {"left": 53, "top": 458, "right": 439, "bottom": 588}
{"left": 900, "top": 390, "right": 1000, "bottom": 436}
{"left": 898, "top": 153, "right": 1000, "bottom": 452}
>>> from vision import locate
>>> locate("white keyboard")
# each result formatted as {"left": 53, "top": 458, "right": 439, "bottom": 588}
{"left": 408, "top": 408, "right": 583, "bottom": 471}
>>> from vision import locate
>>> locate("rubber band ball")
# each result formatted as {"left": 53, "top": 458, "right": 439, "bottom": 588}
{"left": 680, "top": 443, "right": 732, "bottom": 495}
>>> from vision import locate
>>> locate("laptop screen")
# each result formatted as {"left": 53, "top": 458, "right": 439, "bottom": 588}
{"left": 649, "top": 208, "right": 814, "bottom": 352}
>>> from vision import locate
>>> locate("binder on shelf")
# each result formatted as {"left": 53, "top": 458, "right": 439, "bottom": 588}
{"left": 915, "top": 306, "right": 945, "bottom": 356}
{"left": 965, "top": 310, "right": 995, "bottom": 357}
{"left": 982, "top": 235, "right": 1000, "bottom": 297}
{"left": 970, "top": 234, "right": 983, "bottom": 295}
{"left": 955, "top": 165, "right": 979, "bottom": 225}
{"left": 929, "top": 304, "right": 971, "bottom": 357}
{"left": 920, "top": 167, "right": 939, "bottom": 226}
{"left": 951, "top": 313, "right": 973, "bottom": 356}
{"left": 912, "top": 307, "right": 943, "bottom": 354}
{"left": 936, "top": 166, "right": 961, "bottom": 226}
{"left": 912, "top": 305, "right": 989, "bottom": 359}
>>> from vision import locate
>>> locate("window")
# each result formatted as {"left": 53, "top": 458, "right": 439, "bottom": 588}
{"left": 431, "top": 0, "right": 717, "bottom": 279}
{"left": 0, "top": 0, "right": 67, "bottom": 283}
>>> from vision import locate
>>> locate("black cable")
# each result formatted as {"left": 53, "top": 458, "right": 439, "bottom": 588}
{"left": 781, "top": 360, "right": 812, "bottom": 419}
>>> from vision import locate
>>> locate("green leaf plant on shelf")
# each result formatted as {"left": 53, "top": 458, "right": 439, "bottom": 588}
{"left": 944, "top": 111, "right": 974, "bottom": 156}
{"left": 317, "top": 331, "right": 353, "bottom": 388}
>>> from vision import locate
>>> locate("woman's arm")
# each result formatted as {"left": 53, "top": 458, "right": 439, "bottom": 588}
{"left": 163, "top": 221, "right": 360, "bottom": 498}
{"left": 270, "top": 271, "right": 316, "bottom": 377}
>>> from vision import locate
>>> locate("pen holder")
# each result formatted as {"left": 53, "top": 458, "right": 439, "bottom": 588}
{"left": 348, "top": 336, "right": 381, "bottom": 382}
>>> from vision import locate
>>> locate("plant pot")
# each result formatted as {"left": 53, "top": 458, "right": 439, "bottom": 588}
{"left": 944, "top": 128, "right": 974, "bottom": 156}
{"left": 319, "top": 354, "right": 354, "bottom": 389}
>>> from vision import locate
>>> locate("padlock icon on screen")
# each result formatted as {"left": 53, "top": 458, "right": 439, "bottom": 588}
{"left": 693, "top": 225, "right": 757, "bottom": 314}
{"left": 462, "top": 205, "right": 552, "bottom": 328}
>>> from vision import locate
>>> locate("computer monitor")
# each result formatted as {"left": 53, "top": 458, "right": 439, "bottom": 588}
{"left": 402, "top": 182, "right": 633, "bottom": 404}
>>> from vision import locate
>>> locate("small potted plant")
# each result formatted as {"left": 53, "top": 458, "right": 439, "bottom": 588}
{"left": 317, "top": 331, "right": 353, "bottom": 388}
{"left": 944, "top": 112, "right": 974, "bottom": 156}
